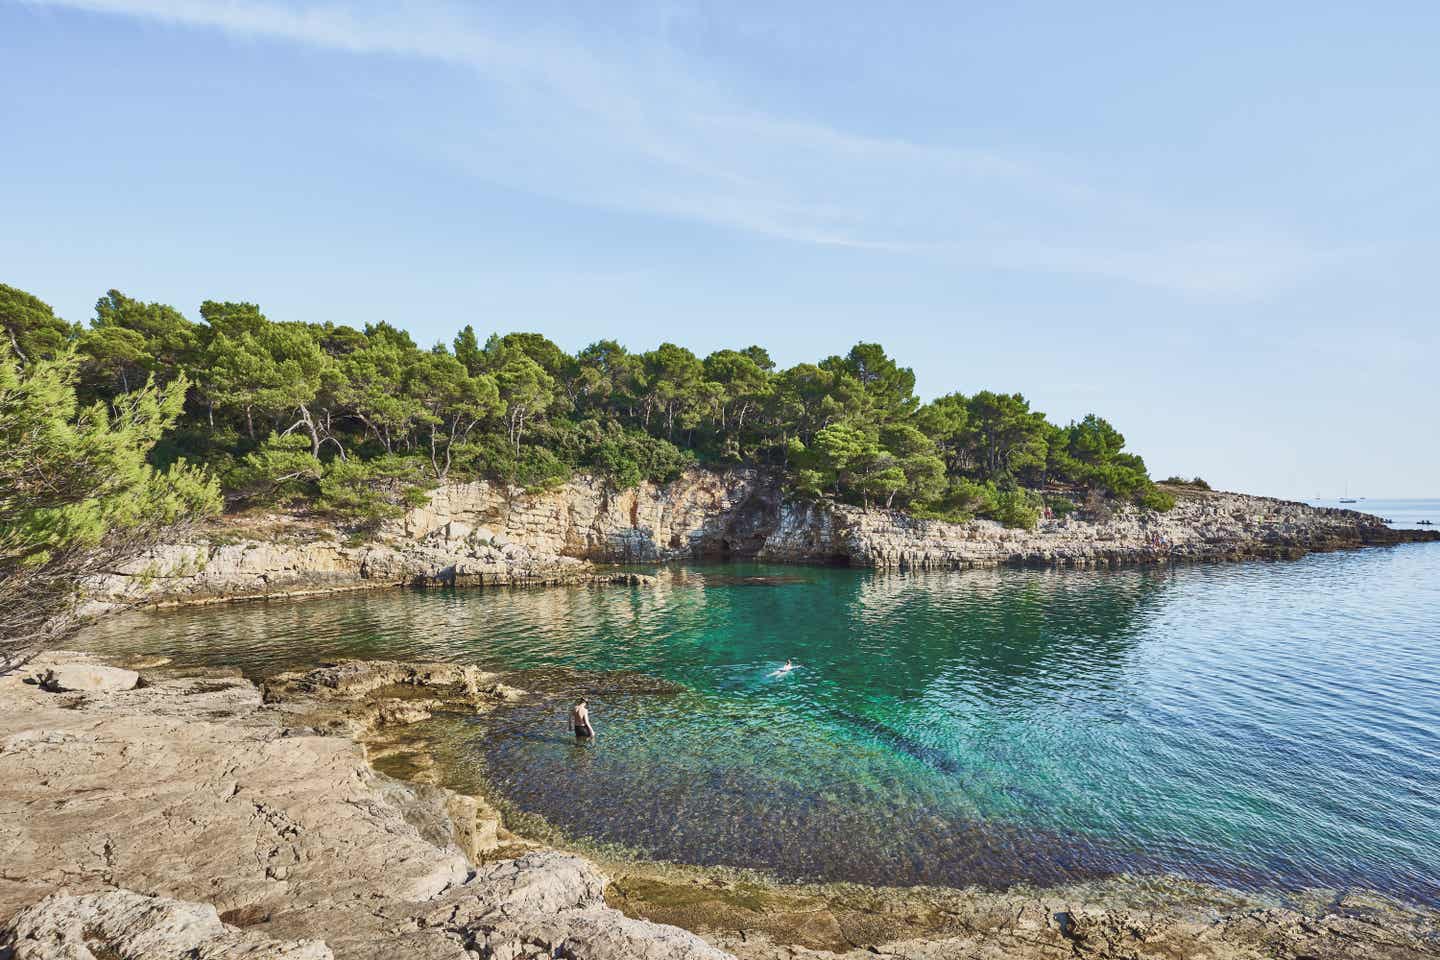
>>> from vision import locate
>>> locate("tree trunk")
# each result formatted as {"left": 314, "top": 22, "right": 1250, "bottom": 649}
{"left": 6, "top": 328, "right": 27, "bottom": 363}
{"left": 296, "top": 404, "right": 321, "bottom": 457}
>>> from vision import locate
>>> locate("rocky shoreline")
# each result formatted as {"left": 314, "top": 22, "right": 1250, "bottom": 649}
{"left": 3, "top": 652, "right": 1438, "bottom": 959}
{"left": 81, "top": 469, "right": 1437, "bottom": 617}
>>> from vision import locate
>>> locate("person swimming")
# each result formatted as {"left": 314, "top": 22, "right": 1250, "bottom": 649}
{"left": 769, "top": 659, "right": 796, "bottom": 677}
{"left": 570, "top": 699, "right": 595, "bottom": 739}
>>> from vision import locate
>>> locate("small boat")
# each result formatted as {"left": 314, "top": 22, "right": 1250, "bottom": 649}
{"left": 1339, "top": 498, "right": 1358, "bottom": 504}
{"left": 1418, "top": 519, "right": 1435, "bottom": 526}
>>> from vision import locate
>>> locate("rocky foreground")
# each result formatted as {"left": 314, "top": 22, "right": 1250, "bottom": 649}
{"left": 83, "top": 469, "right": 1436, "bottom": 615}
{"left": 3, "top": 653, "right": 1438, "bottom": 959}
{"left": 0, "top": 653, "right": 725, "bottom": 959}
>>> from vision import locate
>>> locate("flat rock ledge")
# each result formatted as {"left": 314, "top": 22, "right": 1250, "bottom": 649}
{"left": 0, "top": 652, "right": 726, "bottom": 960}
{"left": 3, "top": 652, "right": 1438, "bottom": 960}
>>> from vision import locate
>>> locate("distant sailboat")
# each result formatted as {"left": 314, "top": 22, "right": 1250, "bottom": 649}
{"left": 1339, "top": 482, "right": 1357, "bottom": 504}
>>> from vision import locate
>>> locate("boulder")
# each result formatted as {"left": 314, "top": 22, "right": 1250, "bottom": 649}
{"left": 39, "top": 664, "right": 139, "bottom": 693}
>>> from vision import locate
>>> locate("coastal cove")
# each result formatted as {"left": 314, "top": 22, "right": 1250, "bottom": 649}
{"left": 75, "top": 541, "right": 1440, "bottom": 910}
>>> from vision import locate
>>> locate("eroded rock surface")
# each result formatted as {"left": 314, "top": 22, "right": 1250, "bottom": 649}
{"left": 81, "top": 472, "right": 1435, "bottom": 617}
{"left": 1, "top": 889, "right": 331, "bottom": 959}
{"left": 758, "top": 487, "right": 1435, "bottom": 569}
{"left": 0, "top": 653, "right": 729, "bottom": 960}
{"left": 37, "top": 663, "right": 138, "bottom": 693}
{"left": 607, "top": 866, "right": 1440, "bottom": 960}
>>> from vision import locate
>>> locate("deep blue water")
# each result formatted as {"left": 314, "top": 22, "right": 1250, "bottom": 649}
{"left": 75, "top": 527, "right": 1440, "bottom": 905}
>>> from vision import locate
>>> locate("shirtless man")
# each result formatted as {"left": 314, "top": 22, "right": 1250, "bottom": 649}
{"left": 570, "top": 699, "right": 595, "bottom": 739}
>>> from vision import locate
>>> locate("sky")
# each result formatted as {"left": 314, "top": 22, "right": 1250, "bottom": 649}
{"left": 2, "top": 1, "right": 1437, "bottom": 497}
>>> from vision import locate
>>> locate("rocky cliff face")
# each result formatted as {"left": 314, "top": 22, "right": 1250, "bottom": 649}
{"left": 83, "top": 469, "right": 1434, "bottom": 613}
{"left": 80, "top": 469, "right": 779, "bottom": 613}
{"left": 401, "top": 468, "right": 779, "bottom": 562}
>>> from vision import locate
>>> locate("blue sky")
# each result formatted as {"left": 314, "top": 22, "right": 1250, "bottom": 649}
{"left": 3, "top": 1, "right": 1437, "bottom": 496}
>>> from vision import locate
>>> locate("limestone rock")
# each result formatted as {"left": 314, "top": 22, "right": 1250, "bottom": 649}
{"left": 424, "top": 852, "right": 731, "bottom": 960}
{"left": 1, "top": 889, "right": 331, "bottom": 959}
{"left": 79, "top": 470, "right": 1433, "bottom": 615}
{"left": 38, "top": 663, "right": 139, "bottom": 693}
{"left": 0, "top": 654, "right": 729, "bottom": 960}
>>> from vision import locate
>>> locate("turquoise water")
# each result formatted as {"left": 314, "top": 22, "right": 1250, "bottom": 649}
{"left": 75, "top": 537, "right": 1440, "bottom": 905}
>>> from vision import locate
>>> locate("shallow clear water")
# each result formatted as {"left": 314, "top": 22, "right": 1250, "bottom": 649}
{"left": 75, "top": 538, "right": 1440, "bottom": 905}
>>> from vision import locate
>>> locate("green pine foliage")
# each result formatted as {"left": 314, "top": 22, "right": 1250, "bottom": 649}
{"left": 2, "top": 282, "right": 1177, "bottom": 548}
{"left": 0, "top": 344, "right": 220, "bottom": 658}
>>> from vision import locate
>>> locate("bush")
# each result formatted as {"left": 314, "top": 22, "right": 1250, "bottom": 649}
{"left": 1138, "top": 484, "right": 1176, "bottom": 512}
{"left": 513, "top": 445, "right": 572, "bottom": 492}
{"left": 990, "top": 487, "right": 1041, "bottom": 529}
{"left": 1163, "top": 475, "right": 1211, "bottom": 490}
{"left": 910, "top": 477, "right": 997, "bottom": 522}
{"left": 223, "top": 433, "right": 322, "bottom": 505}
{"left": 913, "top": 480, "right": 1039, "bottom": 528}
{"left": 1046, "top": 495, "right": 1076, "bottom": 517}
{"left": 588, "top": 427, "right": 694, "bottom": 489}
{"left": 462, "top": 436, "right": 572, "bottom": 492}
{"left": 318, "top": 455, "right": 431, "bottom": 526}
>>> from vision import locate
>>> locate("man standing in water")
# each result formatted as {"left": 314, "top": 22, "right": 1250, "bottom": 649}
{"left": 571, "top": 699, "right": 595, "bottom": 740}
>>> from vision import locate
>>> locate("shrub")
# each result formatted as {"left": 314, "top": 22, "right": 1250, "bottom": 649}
{"left": 910, "top": 477, "right": 998, "bottom": 522}
{"left": 991, "top": 487, "right": 1041, "bottom": 529}
{"left": 913, "top": 480, "right": 1039, "bottom": 528}
{"left": 1138, "top": 484, "right": 1177, "bottom": 512}
{"left": 1046, "top": 495, "right": 1076, "bottom": 517}
{"left": 462, "top": 436, "right": 572, "bottom": 492}
{"left": 588, "top": 428, "right": 695, "bottom": 489}
{"left": 223, "top": 433, "right": 322, "bottom": 505}
{"left": 318, "top": 455, "right": 431, "bottom": 526}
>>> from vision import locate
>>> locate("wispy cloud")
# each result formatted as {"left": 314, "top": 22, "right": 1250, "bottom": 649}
{"left": 21, "top": 0, "right": 1335, "bottom": 299}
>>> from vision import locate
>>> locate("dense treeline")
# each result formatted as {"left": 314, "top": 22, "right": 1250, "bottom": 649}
{"left": 1, "top": 282, "right": 1173, "bottom": 532}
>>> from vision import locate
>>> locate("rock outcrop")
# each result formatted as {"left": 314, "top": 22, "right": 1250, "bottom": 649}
{"left": 81, "top": 470, "right": 1436, "bottom": 614}
{"left": 2, "top": 890, "right": 332, "bottom": 959}
{"left": 0, "top": 653, "right": 729, "bottom": 960}
{"left": 610, "top": 864, "right": 1440, "bottom": 960}
{"left": 759, "top": 487, "right": 1432, "bottom": 569}
{"left": 38, "top": 663, "right": 139, "bottom": 693}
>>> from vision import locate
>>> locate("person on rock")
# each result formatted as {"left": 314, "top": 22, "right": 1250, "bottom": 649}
{"left": 570, "top": 699, "right": 595, "bottom": 740}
